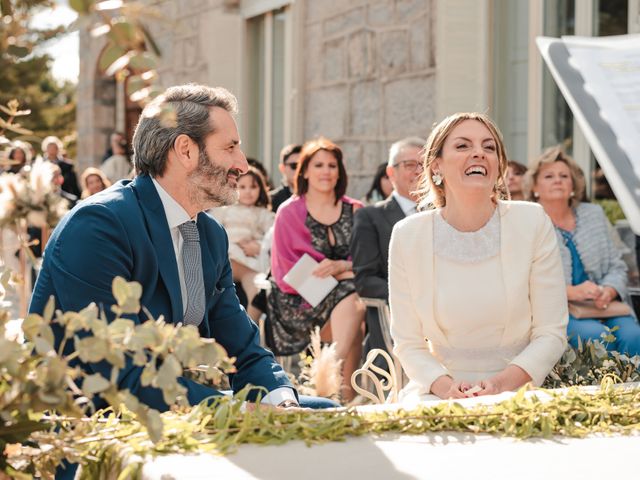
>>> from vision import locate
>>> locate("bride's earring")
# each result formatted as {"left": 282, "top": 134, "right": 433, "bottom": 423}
{"left": 432, "top": 172, "right": 443, "bottom": 186}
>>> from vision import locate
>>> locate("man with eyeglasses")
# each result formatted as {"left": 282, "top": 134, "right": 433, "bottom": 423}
{"left": 350, "top": 136, "right": 425, "bottom": 370}
{"left": 270, "top": 143, "right": 302, "bottom": 212}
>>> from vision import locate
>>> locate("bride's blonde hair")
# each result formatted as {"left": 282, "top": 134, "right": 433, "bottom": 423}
{"left": 416, "top": 112, "right": 509, "bottom": 209}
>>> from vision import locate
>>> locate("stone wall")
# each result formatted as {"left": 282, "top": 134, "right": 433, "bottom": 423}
{"left": 77, "top": 0, "right": 437, "bottom": 199}
{"left": 76, "top": 0, "right": 241, "bottom": 170}
{"left": 303, "top": 0, "right": 436, "bottom": 198}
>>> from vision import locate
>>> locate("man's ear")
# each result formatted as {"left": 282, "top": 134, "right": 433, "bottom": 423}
{"left": 386, "top": 164, "right": 395, "bottom": 182}
{"left": 173, "top": 134, "right": 198, "bottom": 170}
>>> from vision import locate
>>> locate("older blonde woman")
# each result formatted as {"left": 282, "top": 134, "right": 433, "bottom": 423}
{"left": 528, "top": 147, "right": 640, "bottom": 356}
{"left": 389, "top": 113, "right": 568, "bottom": 401}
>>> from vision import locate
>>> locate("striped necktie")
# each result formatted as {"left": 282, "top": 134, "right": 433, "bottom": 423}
{"left": 178, "top": 221, "right": 205, "bottom": 327}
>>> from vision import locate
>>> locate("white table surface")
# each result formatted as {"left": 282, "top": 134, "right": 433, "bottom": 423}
{"left": 140, "top": 385, "right": 640, "bottom": 480}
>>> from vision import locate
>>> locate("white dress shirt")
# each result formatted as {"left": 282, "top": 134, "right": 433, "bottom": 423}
{"left": 151, "top": 179, "right": 296, "bottom": 406}
{"left": 392, "top": 190, "right": 417, "bottom": 216}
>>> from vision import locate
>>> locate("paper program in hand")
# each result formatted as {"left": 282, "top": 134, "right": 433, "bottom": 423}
{"left": 283, "top": 253, "right": 338, "bottom": 308}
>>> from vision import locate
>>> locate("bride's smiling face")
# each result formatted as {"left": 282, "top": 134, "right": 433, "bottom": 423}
{"left": 432, "top": 120, "right": 500, "bottom": 199}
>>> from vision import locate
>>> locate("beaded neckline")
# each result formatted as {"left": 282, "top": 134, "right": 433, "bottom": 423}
{"left": 433, "top": 208, "right": 500, "bottom": 263}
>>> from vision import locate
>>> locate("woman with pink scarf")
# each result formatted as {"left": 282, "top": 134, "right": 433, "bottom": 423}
{"left": 267, "top": 137, "right": 365, "bottom": 401}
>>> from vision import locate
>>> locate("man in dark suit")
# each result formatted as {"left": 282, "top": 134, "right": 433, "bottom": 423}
{"left": 269, "top": 143, "right": 301, "bottom": 212}
{"left": 350, "top": 137, "right": 425, "bottom": 367}
{"left": 30, "top": 85, "right": 333, "bottom": 413}
{"left": 41, "top": 135, "right": 81, "bottom": 198}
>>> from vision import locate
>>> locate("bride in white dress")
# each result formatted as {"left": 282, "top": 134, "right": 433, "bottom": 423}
{"left": 389, "top": 113, "right": 568, "bottom": 401}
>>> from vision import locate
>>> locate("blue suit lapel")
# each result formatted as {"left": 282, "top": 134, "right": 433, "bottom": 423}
{"left": 132, "top": 175, "right": 184, "bottom": 323}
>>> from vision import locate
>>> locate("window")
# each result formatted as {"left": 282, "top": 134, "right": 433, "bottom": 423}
{"left": 243, "top": 3, "right": 292, "bottom": 180}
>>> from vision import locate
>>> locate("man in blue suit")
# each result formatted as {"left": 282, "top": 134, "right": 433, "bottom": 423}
{"left": 29, "top": 84, "right": 332, "bottom": 412}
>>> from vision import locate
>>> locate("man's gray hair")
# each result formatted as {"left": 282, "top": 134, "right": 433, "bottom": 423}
{"left": 388, "top": 136, "right": 426, "bottom": 168}
{"left": 132, "top": 84, "right": 238, "bottom": 177}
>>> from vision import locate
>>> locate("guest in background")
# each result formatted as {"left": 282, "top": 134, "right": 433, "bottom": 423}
{"left": 80, "top": 167, "right": 111, "bottom": 199}
{"left": 528, "top": 147, "right": 640, "bottom": 356}
{"left": 507, "top": 160, "right": 527, "bottom": 201}
{"left": 247, "top": 158, "right": 273, "bottom": 190}
{"left": 52, "top": 164, "right": 78, "bottom": 209}
{"left": 351, "top": 137, "right": 425, "bottom": 368}
{"left": 268, "top": 137, "right": 365, "bottom": 401}
{"left": 3, "top": 141, "right": 31, "bottom": 173}
{"left": 209, "top": 167, "right": 274, "bottom": 320}
{"left": 390, "top": 113, "right": 568, "bottom": 401}
{"left": 270, "top": 144, "right": 302, "bottom": 212}
{"left": 101, "top": 131, "right": 132, "bottom": 183}
{"left": 42, "top": 136, "right": 80, "bottom": 197}
{"left": 101, "top": 132, "right": 126, "bottom": 163}
{"left": 363, "top": 162, "right": 393, "bottom": 205}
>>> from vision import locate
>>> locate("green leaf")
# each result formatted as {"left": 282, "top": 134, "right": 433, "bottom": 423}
{"left": 0, "top": 420, "right": 49, "bottom": 442}
{"left": 34, "top": 336, "right": 53, "bottom": 355}
{"left": 111, "top": 277, "right": 142, "bottom": 314}
{"left": 69, "top": 0, "right": 93, "bottom": 14}
{"left": 140, "top": 363, "right": 156, "bottom": 386}
{"left": 98, "top": 43, "right": 127, "bottom": 72}
{"left": 83, "top": 373, "right": 111, "bottom": 394}
{"left": 156, "top": 354, "right": 181, "bottom": 390}
{"left": 76, "top": 336, "right": 109, "bottom": 363}
{"left": 7, "top": 45, "right": 31, "bottom": 58}
{"left": 22, "top": 314, "right": 45, "bottom": 341}
{"left": 128, "top": 52, "right": 156, "bottom": 71}
{"left": 109, "top": 19, "right": 137, "bottom": 44}
{"left": 43, "top": 296, "right": 55, "bottom": 322}
{"left": 145, "top": 408, "right": 163, "bottom": 443}
{"left": 125, "top": 74, "right": 147, "bottom": 97}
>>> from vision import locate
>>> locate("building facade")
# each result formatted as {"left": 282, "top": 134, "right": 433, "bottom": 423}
{"left": 77, "top": 0, "right": 640, "bottom": 198}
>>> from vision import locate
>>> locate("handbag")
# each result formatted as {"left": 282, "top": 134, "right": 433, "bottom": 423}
{"left": 568, "top": 300, "right": 632, "bottom": 319}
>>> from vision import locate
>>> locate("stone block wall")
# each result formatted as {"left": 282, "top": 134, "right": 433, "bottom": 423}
{"left": 303, "top": 0, "right": 436, "bottom": 198}
{"left": 76, "top": 0, "right": 239, "bottom": 170}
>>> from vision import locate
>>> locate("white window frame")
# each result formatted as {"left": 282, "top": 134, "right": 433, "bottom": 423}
{"left": 528, "top": 0, "right": 636, "bottom": 195}
{"left": 240, "top": 0, "right": 302, "bottom": 174}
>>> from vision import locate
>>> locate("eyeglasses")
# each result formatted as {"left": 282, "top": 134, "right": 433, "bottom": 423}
{"left": 393, "top": 160, "right": 424, "bottom": 172}
{"left": 285, "top": 162, "right": 298, "bottom": 170}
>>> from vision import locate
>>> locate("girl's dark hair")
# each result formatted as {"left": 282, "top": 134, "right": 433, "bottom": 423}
{"left": 507, "top": 160, "right": 527, "bottom": 176}
{"left": 366, "top": 162, "right": 390, "bottom": 202}
{"left": 241, "top": 166, "right": 271, "bottom": 208}
{"left": 294, "top": 137, "right": 347, "bottom": 204}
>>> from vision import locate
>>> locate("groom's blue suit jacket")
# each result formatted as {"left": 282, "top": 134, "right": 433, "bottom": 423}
{"left": 29, "top": 174, "right": 293, "bottom": 410}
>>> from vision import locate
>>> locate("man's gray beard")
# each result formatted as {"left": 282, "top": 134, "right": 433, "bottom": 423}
{"left": 187, "top": 150, "right": 238, "bottom": 210}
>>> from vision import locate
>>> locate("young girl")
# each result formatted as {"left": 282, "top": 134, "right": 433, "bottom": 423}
{"left": 209, "top": 166, "right": 275, "bottom": 320}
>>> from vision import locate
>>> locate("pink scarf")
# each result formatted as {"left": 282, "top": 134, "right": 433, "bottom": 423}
{"left": 271, "top": 194, "right": 362, "bottom": 294}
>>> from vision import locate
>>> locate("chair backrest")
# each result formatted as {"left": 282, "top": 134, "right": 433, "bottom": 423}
{"left": 360, "top": 297, "right": 394, "bottom": 353}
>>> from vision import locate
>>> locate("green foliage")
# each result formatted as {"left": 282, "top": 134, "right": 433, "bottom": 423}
{"left": 0, "top": 1, "right": 75, "bottom": 154}
{"left": 1, "top": 275, "right": 234, "bottom": 478}
{"left": 0, "top": 157, "right": 69, "bottom": 228}
{"left": 543, "top": 335, "right": 640, "bottom": 388}
{"left": 12, "top": 379, "right": 640, "bottom": 478}
{"left": 76, "top": 0, "right": 165, "bottom": 105}
{"left": 594, "top": 199, "right": 626, "bottom": 225}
